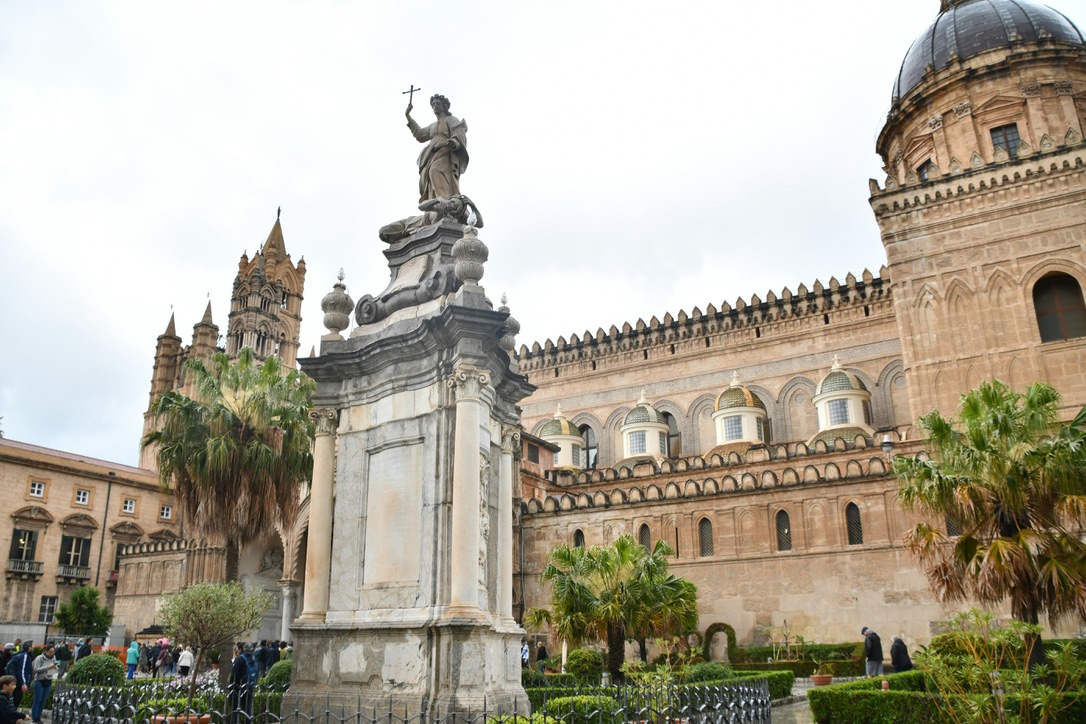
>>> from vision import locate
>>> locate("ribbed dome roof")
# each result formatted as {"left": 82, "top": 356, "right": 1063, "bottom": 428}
{"left": 539, "top": 405, "right": 579, "bottom": 437}
{"left": 624, "top": 390, "right": 668, "bottom": 425}
{"left": 715, "top": 373, "right": 767, "bottom": 411}
{"left": 817, "top": 357, "right": 869, "bottom": 395}
{"left": 893, "top": 0, "right": 1084, "bottom": 101}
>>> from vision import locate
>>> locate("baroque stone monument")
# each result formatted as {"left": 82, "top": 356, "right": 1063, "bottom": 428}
{"left": 287, "top": 92, "right": 533, "bottom": 715}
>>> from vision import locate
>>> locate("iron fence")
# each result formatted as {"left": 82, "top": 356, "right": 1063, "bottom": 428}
{"left": 51, "top": 678, "right": 772, "bottom": 724}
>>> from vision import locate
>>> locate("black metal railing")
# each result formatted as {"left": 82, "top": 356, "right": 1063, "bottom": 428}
{"left": 52, "top": 678, "right": 772, "bottom": 724}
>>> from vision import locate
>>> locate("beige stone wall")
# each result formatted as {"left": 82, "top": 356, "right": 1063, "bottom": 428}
{"left": 0, "top": 438, "right": 178, "bottom": 627}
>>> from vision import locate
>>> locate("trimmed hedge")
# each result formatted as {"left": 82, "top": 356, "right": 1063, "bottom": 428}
{"left": 542, "top": 695, "right": 619, "bottom": 724}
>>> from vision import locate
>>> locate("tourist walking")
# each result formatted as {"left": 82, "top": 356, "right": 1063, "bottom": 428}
{"left": 0, "top": 675, "right": 27, "bottom": 724}
{"left": 5, "top": 644, "right": 32, "bottom": 709}
{"left": 126, "top": 641, "right": 140, "bottom": 680}
{"left": 30, "top": 643, "right": 57, "bottom": 724}
{"left": 861, "top": 627, "right": 884, "bottom": 677}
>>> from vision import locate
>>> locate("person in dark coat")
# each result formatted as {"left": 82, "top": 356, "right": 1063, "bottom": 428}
{"left": 890, "top": 637, "right": 914, "bottom": 672}
{"left": 0, "top": 675, "right": 28, "bottom": 724}
{"left": 861, "top": 626, "right": 884, "bottom": 677}
{"left": 229, "top": 643, "right": 254, "bottom": 724}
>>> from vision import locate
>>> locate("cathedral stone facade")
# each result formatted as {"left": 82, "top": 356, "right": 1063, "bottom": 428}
{"left": 517, "top": 0, "right": 1086, "bottom": 649}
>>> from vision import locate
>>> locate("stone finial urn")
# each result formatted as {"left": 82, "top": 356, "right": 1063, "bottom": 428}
{"left": 452, "top": 227, "right": 488, "bottom": 286}
{"left": 321, "top": 269, "right": 354, "bottom": 336}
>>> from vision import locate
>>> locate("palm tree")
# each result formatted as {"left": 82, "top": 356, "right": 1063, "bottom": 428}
{"left": 143, "top": 348, "right": 315, "bottom": 579}
{"left": 525, "top": 534, "right": 699, "bottom": 681}
{"left": 894, "top": 380, "right": 1086, "bottom": 666}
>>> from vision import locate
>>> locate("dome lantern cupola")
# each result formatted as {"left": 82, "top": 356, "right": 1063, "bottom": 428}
{"left": 809, "top": 356, "right": 875, "bottom": 446}
{"left": 619, "top": 390, "right": 670, "bottom": 462}
{"left": 538, "top": 404, "right": 585, "bottom": 469}
{"left": 708, "top": 372, "right": 768, "bottom": 455}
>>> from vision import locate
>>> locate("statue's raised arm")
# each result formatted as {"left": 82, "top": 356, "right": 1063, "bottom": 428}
{"left": 405, "top": 94, "right": 469, "bottom": 204}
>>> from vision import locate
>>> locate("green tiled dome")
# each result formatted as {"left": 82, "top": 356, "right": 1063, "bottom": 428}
{"left": 715, "top": 385, "right": 766, "bottom": 411}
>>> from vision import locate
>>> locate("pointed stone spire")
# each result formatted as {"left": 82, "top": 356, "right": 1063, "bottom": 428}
{"left": 264, "top": 212, "right": 286, "bottom": 258}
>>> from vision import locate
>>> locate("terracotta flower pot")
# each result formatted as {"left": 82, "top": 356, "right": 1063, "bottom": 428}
{"left": 152, "top": 715, "right": 212, "bottom": 724}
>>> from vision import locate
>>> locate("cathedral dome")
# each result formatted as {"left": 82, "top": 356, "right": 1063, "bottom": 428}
{"left": 715, "top": 380, "right": 766, "bottom": 412}
{"left": 893, "top": 0, "right": 1084, "bottom": 102}
{"left": 623, "top": 392, "right": 668, "bottom": 425}
{"left": 539, "top": 407, "right": 579, "bottom": 437}
{"left": 817, "top": 358, "right": 868, "bottom": 395}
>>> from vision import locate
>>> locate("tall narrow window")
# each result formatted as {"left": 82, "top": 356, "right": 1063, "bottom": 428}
{"left": 9, "top": 529, "right": 37, "bottom": 561}
{"left": 662, "top": 413, "right": 682, "bottom": 457}
{"left": 1034, "top": 274, "right": 1086, "bottom": 342}
{"left": 573, "top": 529, "right": 585, "bottom": 548}
{"left": 638, "top": 524, "right": 651, "bottom": 551}
{"left": 775, "top": 511, "right": 792, "bottom": 552}
{"left": 579, "top": 425, "right": 598, "bottom": 469}
{"left": 846, "top": 503, "right": 864, "bottom": 545}
{"left": 698, "top": 518, "right": 714, "bottom": 557}
{"left": 990, "top": 123, "right": 1021, "bottom": 159}
{"left": 38, "top": 596, "right": 58, "bottom": 624}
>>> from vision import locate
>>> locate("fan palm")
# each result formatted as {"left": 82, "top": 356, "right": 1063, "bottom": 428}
{"left": 142, "top": 348, "right": 315, "bottom": 578}
{"left": 894, "top": 380, "right": 1086, "bottom": 666}
{"left": 525, "top": 533, "right": 698, "bottom": 681}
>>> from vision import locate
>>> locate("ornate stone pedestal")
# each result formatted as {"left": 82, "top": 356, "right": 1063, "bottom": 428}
{"left": 287, "top": 219, "right": 532, "bottom": 716}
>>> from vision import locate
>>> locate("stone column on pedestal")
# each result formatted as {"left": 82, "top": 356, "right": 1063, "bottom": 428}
{"left": 447, "top": 367, "right": 489, "bottom": 612}
{"left": 498, "top": 426, "right": 518, "bottom": 622}
{"left": 297, "top": 407, "right": 338, "bottom": 622}
{"left": 279, "top": 580, "right": 297, "bottom": 640}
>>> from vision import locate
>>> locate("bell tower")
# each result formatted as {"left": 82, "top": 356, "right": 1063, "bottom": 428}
{"left": 226, "top": 210, "right": 307, "bottom": 368}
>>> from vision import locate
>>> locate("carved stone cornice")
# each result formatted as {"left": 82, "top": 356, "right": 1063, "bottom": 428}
{"left": 447, "top": 367, "right": 490, "bottom": 402}
{"left": 309, "top": 408, "right": 339, "bottom": 436}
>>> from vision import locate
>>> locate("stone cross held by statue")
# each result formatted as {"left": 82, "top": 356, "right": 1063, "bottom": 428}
{"left": 402, "top": 84, "right": 421, "bottom": 104}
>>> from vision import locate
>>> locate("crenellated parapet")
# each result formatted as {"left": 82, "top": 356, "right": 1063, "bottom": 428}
{"left": 517, "top": 269, "right": 892, "bottom": 372}
{"left": 522, "top": 431, "right": 920, "bottom": 516}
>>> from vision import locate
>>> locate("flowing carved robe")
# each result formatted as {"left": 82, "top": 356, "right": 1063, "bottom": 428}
{"left": 407, "top": 113, "right": 469, "bottom": 202}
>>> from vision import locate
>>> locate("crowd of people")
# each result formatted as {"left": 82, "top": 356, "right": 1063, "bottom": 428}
{"left": 0, "top": 636, "right": 292, "bottom": 724}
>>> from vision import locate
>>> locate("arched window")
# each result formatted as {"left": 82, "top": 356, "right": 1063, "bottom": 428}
{"left": 775, "top": 510, "right": 792, "bottom": 552}
{"left": 845, "top": 503, "right": 863, "bottom": 545}
{"left": 573, "top": 529, "right": 585, "bottom": 548}
{"left": 698, "top": 518, "right": 714, "bottom": 557}
{"left": 579, "top": 425, "right": 598, "bottom": 469}
{"left": 662, "top": 413, "right": 682, "bottom": 457}
{"left": 1034, "top": 274, "right": 1086, "bottom": 342}
{"left": 638, "top": 524, "right": 651, "bottom": 551}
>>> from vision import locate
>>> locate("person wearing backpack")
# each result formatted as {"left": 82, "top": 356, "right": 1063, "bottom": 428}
{"left": 53, "top": 642, "right": 71, "bottom": 680}
{"left": 5, "top": 644, "right": 32, "bottom": 709}
{"left": 229, "top": 643, "right": 255, "bottom": 724}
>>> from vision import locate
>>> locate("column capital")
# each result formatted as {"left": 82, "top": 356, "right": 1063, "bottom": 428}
{"left": 309, "top": 407, "right": 339, "bottom": 436}
{"left": 447, "top": 367, "right": 490, "bottom": 402}
{"left": 500, "top": 426, "right": 521, "bottom": 454}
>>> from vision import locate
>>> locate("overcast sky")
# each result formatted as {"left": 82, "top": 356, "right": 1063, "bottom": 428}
{"left": 3, "top": 1, "right": 1084, "bottom": 466}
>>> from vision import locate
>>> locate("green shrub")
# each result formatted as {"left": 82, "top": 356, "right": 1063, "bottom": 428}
{"left": 565, "top": 649, "right": 603, "bottom": 684}
{"left": 683, "top": 662, "right": 733, "bottom": 683}
{"left": 261, "top": 658, "right": 291, "bottom": 691}
{"left": 542, "top": 695, "right": 619, "bottom": 724}
{"left": 66, "top": 652, "right": 126, "bottom": 685}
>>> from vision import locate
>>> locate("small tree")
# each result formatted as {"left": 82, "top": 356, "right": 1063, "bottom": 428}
{"left": 54, "top": 587, "right": 112, "bottom": 638}
{"left": 159, "top": 582, "right": 272, "bottom": 709}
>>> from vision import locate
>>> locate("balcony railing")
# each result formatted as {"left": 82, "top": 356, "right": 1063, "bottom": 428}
{"left": 6, "top": 559, "right": 43, "bottom": 577}
{"left": 57, "top": 564, "right": 91, "bottom": 580}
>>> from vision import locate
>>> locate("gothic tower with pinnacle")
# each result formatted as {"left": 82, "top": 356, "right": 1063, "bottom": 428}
{"left": 226, "top": 212, "right": 307, "bottom": 368}
{"left": 138, "top": 212, "right": 306, "bottom": 470}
